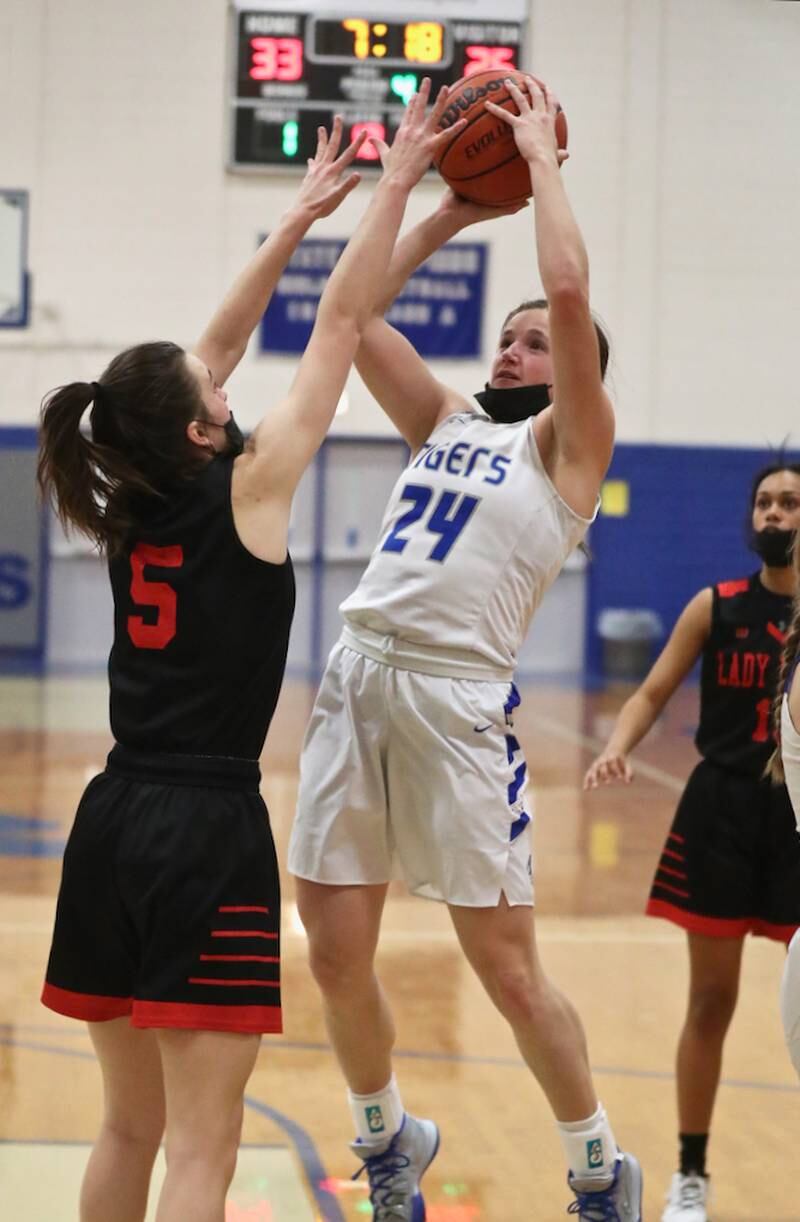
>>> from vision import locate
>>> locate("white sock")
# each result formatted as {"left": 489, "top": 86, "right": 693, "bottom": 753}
{"left": 348, "top": 1074, "right": 405, "bottom": 1146}
{"left": 557, "top": 1102, "right": 618, "bottom": 1182}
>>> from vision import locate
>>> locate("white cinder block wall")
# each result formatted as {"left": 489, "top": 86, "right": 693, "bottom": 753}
{"left": 3, "top": 0, "right": 799, "bottom": 445}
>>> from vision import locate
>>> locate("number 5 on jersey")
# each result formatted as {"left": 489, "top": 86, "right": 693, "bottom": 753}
{"left": 128, "top": 543, "right": 184, "bottom": 649}
{"left": 381, "top": 484, "right": 480, "bottom": 562}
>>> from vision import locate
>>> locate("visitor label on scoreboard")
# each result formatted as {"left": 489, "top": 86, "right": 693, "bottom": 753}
{"left": 258, "top": 238, "right": 487, "bottom": 358}
{"left": 230, "top": 6, "right": 526, "bottom": 169}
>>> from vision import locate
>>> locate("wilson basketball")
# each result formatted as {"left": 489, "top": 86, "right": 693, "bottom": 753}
{"left": 434, "top": 70, "right": 568, "bottom": 207}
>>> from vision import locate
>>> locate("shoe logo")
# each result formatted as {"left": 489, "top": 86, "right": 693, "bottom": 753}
{"left": 586, "top": 1139, "right": 604, "bottom": 1169}
{"left": 473, "top": 723, "right": 493, "bottom": 733}
{"left": 365, "top": 1106, "right": 385, "bottom": 1134}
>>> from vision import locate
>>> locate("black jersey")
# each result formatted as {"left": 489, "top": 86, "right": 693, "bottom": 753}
{"left": 108, "top": 455, "right": 295, "bottom": 759}
{"left": 695, "top": 573, "right": 792, "bottom": 776}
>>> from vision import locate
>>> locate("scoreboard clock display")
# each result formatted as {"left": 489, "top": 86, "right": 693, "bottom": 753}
{"left": 231, "top": 6, "right": 527, "bottom": 170}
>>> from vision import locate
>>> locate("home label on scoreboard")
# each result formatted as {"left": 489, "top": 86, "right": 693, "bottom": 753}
{"left": 229, "top": 1, "right": 528, "bottom": 171}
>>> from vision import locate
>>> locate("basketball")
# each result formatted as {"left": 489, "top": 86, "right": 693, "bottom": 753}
{"left": 434, "top": 70, "right": 568, "bottom": 207}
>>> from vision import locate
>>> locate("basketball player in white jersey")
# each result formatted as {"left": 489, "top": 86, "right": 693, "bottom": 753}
{"left": 289, "top": 77, "right": 642, "bottom": 1220}
{"left": 769, "top": 532, "right": 800, "bottom": 1084}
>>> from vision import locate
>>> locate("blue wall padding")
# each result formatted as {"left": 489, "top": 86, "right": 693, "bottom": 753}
{"left": 584, "top": 443, "right": 800, "bottom": 680}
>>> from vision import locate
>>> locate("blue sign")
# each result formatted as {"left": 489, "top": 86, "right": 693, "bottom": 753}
{"left": 259, "top": 239, "right": 486, "bottom": 359}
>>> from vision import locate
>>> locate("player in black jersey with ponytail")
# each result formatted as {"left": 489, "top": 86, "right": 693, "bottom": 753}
{"left": 36, "top": 88, "right": 461, "bottom": 1222}
{"left": 585, "top": 461, "right": 800, "bottom": 1222}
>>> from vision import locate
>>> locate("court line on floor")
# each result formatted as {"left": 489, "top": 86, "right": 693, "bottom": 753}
{"left": 0, "top": 1037, "right": 344, "bottom": 1222}
{"left": 528, "top": 713, "right": 686, "bottom": 794}
{"left": 5, "top": 1030, "right": 797, "bottom": 1097}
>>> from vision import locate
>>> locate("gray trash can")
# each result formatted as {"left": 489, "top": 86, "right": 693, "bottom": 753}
{"left": 597, "top": 608, "right": 663, "bottom": 679}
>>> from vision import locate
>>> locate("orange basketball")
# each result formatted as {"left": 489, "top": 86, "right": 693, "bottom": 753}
{"left": 434, "top": 69, "right": 568, "bottom": 207}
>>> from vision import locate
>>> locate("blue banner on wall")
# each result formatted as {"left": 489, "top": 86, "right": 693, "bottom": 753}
{"left": 259, "top": 239, "right": 487, "bottom": 359}
{"left": 0, "top": 427, "right": 48, "bottom": 673}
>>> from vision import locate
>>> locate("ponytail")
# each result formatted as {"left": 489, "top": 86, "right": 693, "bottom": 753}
{"left": 37, "top": 342, "right": 206, "bottom": 554}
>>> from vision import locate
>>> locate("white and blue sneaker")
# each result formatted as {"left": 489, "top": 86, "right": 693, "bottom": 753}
{"left": 568, "top": 1152, "right": 643, "bottom": 1221}
{"left": 351, "top": 1113, "right": 440, "bottom": 1220}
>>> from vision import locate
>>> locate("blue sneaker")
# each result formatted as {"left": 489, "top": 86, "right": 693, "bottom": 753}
{"left": 351, "top": 1113, "right": 440, "bottom": 1220}
{"left": 568, "top": 1152, "right": 643, "bottom": 1221}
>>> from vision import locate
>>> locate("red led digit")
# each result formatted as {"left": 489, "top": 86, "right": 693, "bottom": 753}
{"left": 463, "top": 45, "right": 516, "bottom": 77}
{"left": 350, "top": 122, "right": 385, "bottom": 160}
{"left": 250, "top": 37, "right": 303, "bottom": 82}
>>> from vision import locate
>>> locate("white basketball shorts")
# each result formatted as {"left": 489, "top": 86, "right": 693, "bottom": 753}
{"left": 288, "top": 641, "right": 534, "bottom": 907}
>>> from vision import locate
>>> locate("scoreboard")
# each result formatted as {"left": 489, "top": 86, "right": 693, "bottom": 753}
{"left": 230, "top": 4, "right": 527, "bottom": 170}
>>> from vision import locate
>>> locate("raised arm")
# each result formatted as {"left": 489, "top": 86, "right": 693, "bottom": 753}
{"left": 193, "top": 118, "right": 365, "bottom": 385}
{"left": 356, "top": 192, "right": 525, "bottom": 450}
{"left": 487, "top": 78, "right": 613, "bottom": 518}
{"left": 232, "top": 82, "right": 464, "bottom": 560}
{"left": 583, "top": 589, "right": 712, "bottom": 788}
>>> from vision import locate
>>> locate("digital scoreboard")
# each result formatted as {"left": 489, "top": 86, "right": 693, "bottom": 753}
{"left": 230, "top": 5, "right": 527, "bottom": 170}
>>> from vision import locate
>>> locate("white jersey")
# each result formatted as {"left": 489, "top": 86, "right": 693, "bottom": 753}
{"left": 782, "top": 691, "right": 800, "bottom": 833}
{"left": 340, "top": 410, "right": 595, "bottom": 678}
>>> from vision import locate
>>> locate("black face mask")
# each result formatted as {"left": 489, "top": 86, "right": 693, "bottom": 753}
{"left": 749, "top": 527, "right": 796, "bottom": 568}
{"left": 474, "top": 382, "right": 552, "bottom": 423}
{"left": 221, "top": 413, "right": 245, "bottom": 458}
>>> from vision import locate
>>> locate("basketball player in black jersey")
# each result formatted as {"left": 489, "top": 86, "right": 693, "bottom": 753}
{"left": 35, "top": 87, "right": 463, "bottom": 1222}
{"left": 585, "top": 462, "right": 800, "bottom": 1222}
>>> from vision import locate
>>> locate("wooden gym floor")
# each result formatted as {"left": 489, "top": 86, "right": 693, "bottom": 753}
{"left": 0, "top": 673, "right": 797, "bottom": 1221}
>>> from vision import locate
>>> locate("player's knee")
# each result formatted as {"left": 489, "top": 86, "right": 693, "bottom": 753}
{"left": 101, "top": 1111, "right": 164, "bottom": 1159}
{"left": 485, "top": 963, "right": 545, "bottom": 1026}
{"left": 687, "top": 983, "right": 738, "bottom": 1035}
{"left": 307, "top": 937, "right": 372, "bottom": 996}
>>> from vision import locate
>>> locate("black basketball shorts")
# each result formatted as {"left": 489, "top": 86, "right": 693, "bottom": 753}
{"left": 647, "top": 758, "right": 800, "bottom": 942}
{"left": 42, "top": 746, "right": 282, "bottom": 1033}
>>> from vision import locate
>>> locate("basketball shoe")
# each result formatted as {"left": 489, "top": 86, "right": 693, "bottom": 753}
{"left": 661, "top": 1171, "right": 709, "bottom": 1221}
{"left": 350, "top": 1112, "right": 440, "bottom": 1220}
{"left": 568, "top": 1152, "right": 643, "bottom": 1221}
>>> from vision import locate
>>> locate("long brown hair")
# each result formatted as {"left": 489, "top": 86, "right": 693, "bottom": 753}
{"left": 37, "top": 341, "right": 207, "bottom": 554}
{"left": 768, "top": 529, "right": 800, "bottom": 782}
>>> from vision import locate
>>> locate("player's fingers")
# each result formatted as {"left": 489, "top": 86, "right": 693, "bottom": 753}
{"left": 324, "top": 114, "right": 343, "bottom": 160}
{"left": 371, "top": 136, "right": 390, "bottom": 164}
{"left": 505, "top": 77, "right": 532, "bottom": 112}
{"left": 557, "top": 149, "right": 570, "bottom": 166}
{"left": 484, "top": 99, "right": 516, "bottom": 125}
{"left": 524, "top": 75, "right": 545, "bottom": 107}
{"left": 339, "top": 128, "right": 368, "bottom": 164}
{"left": 314, "top": 124, "right": 328, "bottom": 160}
{"left": 428, "top": 84, "right": 453, "bottom": 131}
{"left": 429, "top": 116, "right": 466, "bottom": 152}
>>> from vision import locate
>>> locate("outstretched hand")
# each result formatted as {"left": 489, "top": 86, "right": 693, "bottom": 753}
{"left": 485, "top": 76, "right": 568, "bottom": 169}
{"left": 583, "top": 750, "right": 634, "bottom": 790}
{"left": 294, "top": 116, "right": 366, "bottom": 218}
{"left": 371, "top": 78, "right": 467, "bottom": 191}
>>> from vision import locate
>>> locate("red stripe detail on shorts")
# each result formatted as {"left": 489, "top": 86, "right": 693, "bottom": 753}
{"left": 652, "top": 880, "right": 690, "bottom": 899}
{"left": 41, "top": 982, "right": 132, "bottom": 1022}
{"left": 211, "top": 930, "right": 278, "bottom": 940}
{"left": 750, "top": 918, "right": 800, "bottom": 944}
{"left": 663, "top": 848, "right": 685, "bottom": 862}
{"left": 200, "top": 954, "right": 279, "bottom": 963}
{"left": 646, "top": 898, "right": 751, "bottom": 937}
{"left": 188, "top": 977, "right": 280, "bottom": 988}
{"left": 218, "top": 906, "right": 269, "bottom": 914}
{"left": 667, "top": 832, "right": 685, "bottom": 844}
{"left": 657, "top": 865, "right": 688, "bottom": 881}
{"left": 131, "top": 999, "right": 282, "bottom": 1034}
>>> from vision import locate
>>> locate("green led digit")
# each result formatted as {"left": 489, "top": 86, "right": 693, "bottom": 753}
{"left": 281, "top": 121, "right": 299, "bottom": 157}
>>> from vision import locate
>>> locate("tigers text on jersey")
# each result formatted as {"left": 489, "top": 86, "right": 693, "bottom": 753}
{"left": 108, "top": 455, "right": 295, "bottom": 759}
{"left": 696, "top": 573, "right": 792, "bottom": 776}
{"left": 340, "top": 411, "right": 594, "bottom": 678}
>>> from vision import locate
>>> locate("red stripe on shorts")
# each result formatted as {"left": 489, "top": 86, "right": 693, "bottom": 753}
{"left": 211, "top": 930, "right": 278, "bottom": 940}
{"left": 188, "top": 977, "right": 280, "bottom": 988}
{"left": 200, "top": 954, "right": 279, "bottom": 963}
{"left": 646, "top": 898, "right": 751, "bottom": 937}
{"left": 41, "top": 982, "right": 132, "bottom": 1022}
{"left": 218, "top": 906, "right": 270, "bottom": 914}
